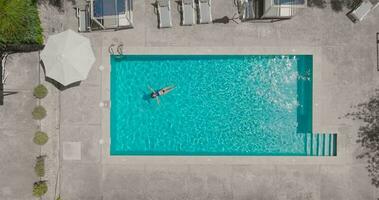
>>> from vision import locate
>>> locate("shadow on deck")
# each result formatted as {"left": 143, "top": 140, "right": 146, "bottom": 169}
{"left": 0, "top": 54, "right": 18, "bottom": 106}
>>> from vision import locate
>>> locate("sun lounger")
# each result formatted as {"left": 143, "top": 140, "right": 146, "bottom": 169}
{"left": 238, "top": 0, "right": 255, "bottom": 21}
{"left": 347, "top": 0, "right": 379, "bottom": 23}
{"left": 182, "top": 0, "right": 196, "bottom": 25}
{"left": 76, "top": 6, "right": 90, "bottom": 32}
{"left": 1, "top": 54, "right": 8, "bottom": 85}
{"left": 198, "top": 0, "right": 212, "bottom": 24}
{"left": 157, "top": 0, "right": 172, "bottom": 28}
{"left": 118, "top": 0, "right": 134, "bottom": 27}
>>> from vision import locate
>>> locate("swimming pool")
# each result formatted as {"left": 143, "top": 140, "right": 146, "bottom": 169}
{"left": 110, "top": 55, "right": 313, "bottom": 156}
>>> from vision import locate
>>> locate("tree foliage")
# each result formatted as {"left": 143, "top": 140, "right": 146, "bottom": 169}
{"left": 346, "top": 90, "right": 379, "bottom": 187}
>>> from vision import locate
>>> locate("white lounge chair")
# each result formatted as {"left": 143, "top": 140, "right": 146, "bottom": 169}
{"left": 157, "top": 0, "right": 172, "bottom": 28}
{"left": 1, "top": 54, "right": 8, "bottom": 85}
{"left": 118, "top": 0, "right": 134, "bottom": 28}
{"left": 76, "top": 5, "right": 90, "bottom": 32}
{"left": 238, "top": 0, "right": 255, "bottom": 21}
{"left": 182, "top": 0, "right": 196, "bottom": 25}
{"left": 198, "top": 0, "right": 212, "bottom": 24}
{"left": 347, "top": 0, "right": 379, "bottom": 23}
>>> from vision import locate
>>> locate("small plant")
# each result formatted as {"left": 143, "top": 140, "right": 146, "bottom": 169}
{"left": 33, "top": 131, "right": 48, "bottom": 145}
{"left": 32, "top": 106, "right": 46, "bottom": 120}
{"left": 56, "top": 195, "right": 62, "bottom": 200}
{"left": 33, "top": 84, "right": 48, "bottom": 99}
{"left": 34, "top": 155, "right": 46, "bottom": 177}
{"left": 33, "top": 181, "right": 48, "bottom": 197}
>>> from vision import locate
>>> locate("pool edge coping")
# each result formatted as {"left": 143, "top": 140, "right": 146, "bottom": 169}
{"left": 100, "top": 46, "right": 351, "bottom": 165}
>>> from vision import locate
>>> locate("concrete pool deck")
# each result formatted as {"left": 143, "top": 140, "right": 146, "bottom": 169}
{"left": 63, "top": 0, "right": 379, "bottom": 197}
{"left": 1, "top": 0, "right": 379, "bottom": 199}
{"left": 100, "top": 47, "right": 344, "bottom": 164}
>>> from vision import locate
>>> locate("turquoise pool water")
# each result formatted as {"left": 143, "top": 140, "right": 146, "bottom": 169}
{"left": 111, "top": 55, "right": 312, "bottom": 155}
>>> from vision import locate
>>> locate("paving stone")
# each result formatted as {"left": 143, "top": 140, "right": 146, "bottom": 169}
{"left": 0, "top": 129, "right": 38, "bottom": 200}
{"left": 188, "top": 165, "right": 233, "bottom": 200}
{"left": 276, "top": 165, "right": 321, "bottom": 200}
{"left": 103, "top": 164, "right": 146, "bottom": 200}
{"left": 61, "top": 163, "right": 102, "bottom": 200}
{"left": 63, "top": 142, "right": 81, "bottom": 160}
{"left": 61, "top": 125, "right": 101, "bottom": 162}
{"left": 231, "top": 165, "right": 277, "bottom": 200}
{"left": 145, "top": 165, "right": 189, "bottom": 200}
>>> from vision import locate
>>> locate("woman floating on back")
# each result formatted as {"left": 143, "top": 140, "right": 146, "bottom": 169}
{"left": 148, "top": 85, "right": 176, "bottom": 104}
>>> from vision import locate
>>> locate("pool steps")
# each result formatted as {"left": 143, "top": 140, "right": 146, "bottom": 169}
{"left": 306, "top": 133, "right": 337, "bottom": 156}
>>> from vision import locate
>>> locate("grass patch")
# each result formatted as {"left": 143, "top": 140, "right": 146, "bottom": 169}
{"left": 0, "top": 0, "right": 43, "bottom": 48}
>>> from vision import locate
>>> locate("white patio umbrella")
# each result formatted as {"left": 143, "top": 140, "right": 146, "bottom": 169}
{"left": 40, "top": 29, "right": 95, "bottom": 86}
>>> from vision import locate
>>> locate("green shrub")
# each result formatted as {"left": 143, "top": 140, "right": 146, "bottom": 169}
{"left": 0, "top": 0, "right": 43, "bottom": 46}
{"left": 33, "top": 84, "right": 48, "bottom": 99}
{"left": 34, "top": 156, "right": 45, "bottom": 177}
{"left": 33, "top": 131, "right": 48, "bottom": 145}
{"left": 32, "top": 106, "right": 46, "bottom": 120}
{"left": 33, "top": 181, "right": 48, "bottom": 197}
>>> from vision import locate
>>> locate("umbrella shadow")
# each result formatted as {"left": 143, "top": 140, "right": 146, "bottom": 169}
{"left": 40, "top": 60, "right": 81, "bottom": 91}
{"left": 45, "top": 77, "right": 81, "bottom": 91}
{"left": 40, "top": 60, "right": 46, "bottom": 75}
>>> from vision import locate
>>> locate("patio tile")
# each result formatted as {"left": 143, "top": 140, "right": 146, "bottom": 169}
{"left": 0, "top": 129, "right": 38, "bottom": 200}
{"left": 187, "top": 165, "right": 233, "bottom": 200}
{"left": 0, "top": 91, "right": 37, "bottom": 130}
{"left": 60, "top": 86, "right": 101, "bottom": 125}
{"left": 63, "top": 141, "right": 81, "bottom": 160}
{"left": 61, "top": 163, "right": 102, "bottom": 200}
{"left": 320, "top": 164, "right": 375, "bottom": 200}
{"left": 103, "top": 164, "right": 146, "bottom": 200}
{"left": 276, "top": 165, "right": 321, "bottom": 200}
{"left": 145, "top": 165, "right": 189, "bottom": 200}
{"left": 61, "top": 125, "right": 101, "bottom": 162}
{"left": 231, "top": 165, "right": 277, "bottom": 200}
{"left": 350, "top": 164, "right": 375, "bottom": 200}
{"left": 320, "top": 165, "right": 351, "bottom": 200}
